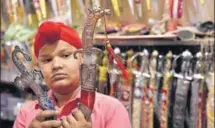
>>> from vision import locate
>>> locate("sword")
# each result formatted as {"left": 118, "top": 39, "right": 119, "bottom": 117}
{"left": 160, "top": 51, "right": 173, "bottom": 128}
{"left": 206, "top": 46, "right": 214, "bottom": 128}
{"left": 109, "top": 47, "right": 122, "bottom": 99}
{"left": 119, "top": 50, "right": 133, "bottom": 117}
{"left": 201, "top": 50, "right": 211, "bottom": 128}
{"left": 148, "top": 50, "right": 159, "bottom": 128}
{"left": 206, "top": 72, "right": 214, "bottom": 128}
{"left": 172, "top": 50, "right": 193, "bottom": 128}
{"left": 189, "top": 52, "right": 204, "bottom": 128}
{"left": 130, "top": 49, "right": 150, "bottom": 128}
{"left": 125, "top": 49, "right": 137, "bottom": 117}
{"left": 154, "top": 55, "right": 164, "bottom": 127}
{"left": 73, "top": 8, "right": 111, "bottom": 121}
{"left": 12, "top": 46, "right": 56, "bottom": 120}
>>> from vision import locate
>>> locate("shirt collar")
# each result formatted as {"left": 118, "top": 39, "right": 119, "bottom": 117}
{"left": 35, "top": 87, "right": 81, "bottom": 109}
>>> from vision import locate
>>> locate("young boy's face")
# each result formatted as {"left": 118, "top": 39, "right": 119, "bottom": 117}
{"left": 37, "top": 40, "right": 82, "bottom": 94}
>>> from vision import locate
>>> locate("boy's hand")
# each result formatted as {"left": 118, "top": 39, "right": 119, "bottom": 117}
{"left": 28, "top": 110, "right": 61, "bottom": 128}
{"left": 61, "top": 108, "right": 92, "bottom": 128}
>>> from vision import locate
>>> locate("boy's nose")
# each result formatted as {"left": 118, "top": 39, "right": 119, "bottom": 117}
{"left": 52, "top": 57, "right": 63, "bottom": 70}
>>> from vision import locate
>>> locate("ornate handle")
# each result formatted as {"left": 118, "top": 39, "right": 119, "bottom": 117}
{"left": 11, "top": 46, "right": 31, "bottom": 74}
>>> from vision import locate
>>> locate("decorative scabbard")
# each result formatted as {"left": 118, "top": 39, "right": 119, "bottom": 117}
{"left": 206, "top": 72, "right": 214, "bottom": 128}
{"left": 78, "top": 64, "right": 97, "bottom": 121}
{"left": 193, "top": 76, "right": 204, "bottom": 128}
{"left": 147, "top": 50, "right": 158, "bottom": 128}
{"left": 173, "top": 78, "right": 191, "bottom": 128}
{"left": 154, "top": 55, "right": 164, "bottom": 127}
{"left": 189, "top": 52, "right": 204, "bottom": 128}
{"left": 12, "top": 46, "right": 56, "bottom": 120}
{"left": 74, "top": 8, "right": 111, "bottom": 121}
{"left": 130, "top": 49, "right": 150, "bottom": 128}
{"left": 160, "top": 51, "right": 173, "bottom": 128}
{"left": 172, "top": 50, "right": 193, "bottom": 128}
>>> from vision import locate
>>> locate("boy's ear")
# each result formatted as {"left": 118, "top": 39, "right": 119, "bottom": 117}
{"left": 78, "top": 53, "right": 83, "bottom": 64}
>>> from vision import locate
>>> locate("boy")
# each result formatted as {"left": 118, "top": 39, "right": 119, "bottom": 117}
{"left": 13, "top": 21, "right": 131, "bottom": 128}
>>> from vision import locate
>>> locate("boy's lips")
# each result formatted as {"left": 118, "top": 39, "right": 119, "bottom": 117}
{"left": 51, "top": 73, "right": 68, "bottom": 80}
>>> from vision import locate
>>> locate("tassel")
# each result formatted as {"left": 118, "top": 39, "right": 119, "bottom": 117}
{"left": 105, "top": 40, "right": 129, "bottom": 80}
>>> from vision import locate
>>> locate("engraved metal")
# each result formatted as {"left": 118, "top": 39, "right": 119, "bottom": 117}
{"left": 74, "top": 8, "right": 111, "bottom": 121}
{"left": 12, "top": 46, "right": 56, "bottom": 120}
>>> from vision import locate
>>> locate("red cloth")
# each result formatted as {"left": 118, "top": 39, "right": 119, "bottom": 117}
{"left": 34, "top": 21, "right": 82, "bottom": 58}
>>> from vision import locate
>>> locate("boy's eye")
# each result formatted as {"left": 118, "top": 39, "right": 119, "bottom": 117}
{"left": 62, "top": 53, "right": 71, "bottom": 58}
{"left": 42, "top": 58, "right": 52, "bottom": 63}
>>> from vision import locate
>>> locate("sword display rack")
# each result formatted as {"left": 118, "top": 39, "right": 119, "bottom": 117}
{"left": 95, "top": 39, "right": 214, "bottom": 128}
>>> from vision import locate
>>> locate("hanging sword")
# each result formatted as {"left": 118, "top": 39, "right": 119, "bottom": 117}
{"left": 160, "top": 51, "right": 173, "bottom": 128}
{"left": 189, "top": 52, "right": 204, "bottom": 128}
{"left": 148, "top": 50, "right": 159, "bottom": 128}
{"left": 130, "top": 49, "right": 150, "bottom": 128}
{"left": 206, "top": 47, "right": 214, "bottom": 128}
{"left": 172, "top": 50, "right": 193, "bottom": 128}
{"left": 154, "top": 55, "right": 164, "bottom": 127}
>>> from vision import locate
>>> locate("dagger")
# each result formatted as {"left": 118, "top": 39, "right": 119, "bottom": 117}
{"left": 12, "top": 46, "right": 56, "bottom": 120}
{"left": 73, "top": 8, "right": 111, "bottom": 121}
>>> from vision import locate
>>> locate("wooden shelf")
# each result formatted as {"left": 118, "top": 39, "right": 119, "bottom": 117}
{"left": 94, "top": 35, "right": 213, "bottom": 46}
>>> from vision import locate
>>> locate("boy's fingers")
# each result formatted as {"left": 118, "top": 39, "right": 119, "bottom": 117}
{"left": 62, "top": 117, "right": 70, "bottom": 128}
{"left": 71, "top": 108, "right": 86, "bottom": 122}
{"left": 41, "top": 120, "right": 62, "bottom": 128}
{"left": 36, "top": 110, "right": 59, "bottom": 121}
{"left": 67, "top": 114, "right": 77, "bottom": 124}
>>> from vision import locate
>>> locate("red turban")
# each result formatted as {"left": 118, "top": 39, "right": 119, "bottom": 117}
{"left": 34, "top": 21, "right": 82, "bottom": 58}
